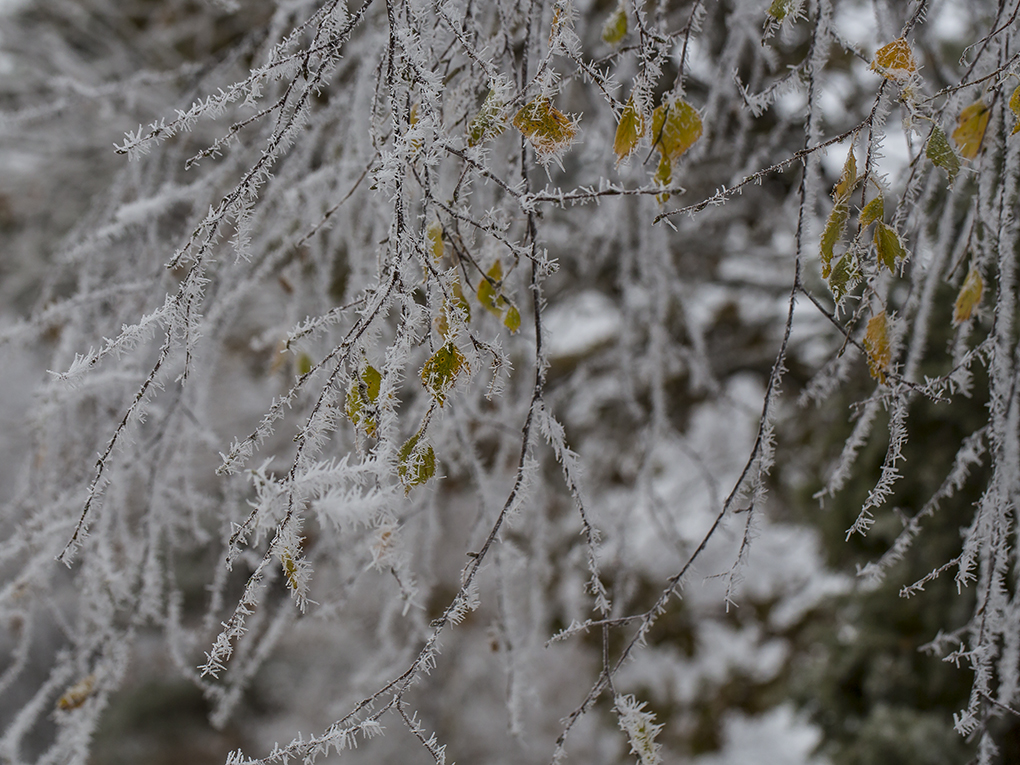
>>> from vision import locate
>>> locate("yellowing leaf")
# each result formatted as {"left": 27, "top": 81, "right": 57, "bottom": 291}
{"left": 296, "top": 352, "right": 313, "bottom": 376}
{"left": 1009, "top": 83, "right": 1020, "bottom": 135}
{"left": 345, "top": 364, "right": 383, "bottom": 436}
{"left": 513, "top": 97, "right": 577, "bottom": 157}
{"left": 833, "top": 147, "right": 858, "bottom": 202}
{"left": 614, "top": 96, "right": 645, "bottom": 163}
{"left": 926, "top": 125, "right": 960, "bottom": 184}
{"left": 953, "top": 266, "right": 984, "bottom": 325}
{"left": 427, "top": 220, "right": 444, "bottom": 260}
{"left": 468, "top": 89, "right": 507, "bottom": 147}
{"left": 280, "top": 549, "right": 301, "bottom": 592}
{"left": 477, "top": 260, "right": 507, "bottom": 316}
{"left": 650, "top": 100, "right": 702, "bottom": 165}
{"left": 398, "top": 431, "right": 436, "bottom": 492}
{"left": 602, "top": 4, "right": 627, "bottom": 45}
{"left": 57, "top": 675, "right": 96, "bottom": 711}
{"left": 874, "top": 222, "right": 905, "bottom": 273}
{"left": 421, "top": 341, "right": 468, "bottom": 406}
{"left": 864, "top": 311, "right": 891, "bottom": 383}
{"left": 504, "top": 304, "right": 521, "bottom": 333}
{"left": 952, "top": 101, "right": 990, "bottom": 160}
{"left": 870, "top": 38, "right": 917, "bottom": 81}
{"left": 821, "top": 200, "right": 849, "bottom": 278}
{"left": 859, "top": 195, "right": 884, "bottom": 228}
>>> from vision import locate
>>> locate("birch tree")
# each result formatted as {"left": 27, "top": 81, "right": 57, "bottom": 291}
{"left": 1, "top": 0, "right": 1020, "bottom": 763}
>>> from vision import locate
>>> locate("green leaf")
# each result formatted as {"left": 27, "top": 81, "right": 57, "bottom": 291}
{"left": 828, "top": 253, "right": 859, "bottom": 302}
{"left": 512, "top": 97, "right": 577, "bottom": 157}
{"left": 874, "top": 222, "right": 905, "bottom": 273}
{"left": 467, "top": 89, "right": 507, "bottom": 147}
{"left": 650, "top": 100, "right": 702, "bottom": 166}
{"left": 421, "top": 341, "right": 468, "bottom": 406}
{"left": 926, "top": 125, "right": 960, "bottom": 185}
{"left": 601, "top": 4, "right": 627, "bottom": 45}
{"left": 767, "top": 0, "right": 794, "bottom": 20}
{"left": 821, "top": 201, "right": 849, "bottom": 278}
{"left": 859, "top": 196, "right": 884, "bottom": 228}
{"left": 953, "top": 266, "right": 983, "bottom": 325}
{"left": 398, "top": 431, "right": 436, "bottom": 491}
{"left": 296, "top": 352, "right": 314, "bottom": 377}
{"left": 614, "top": 95, "right": 644, "bottom": 163}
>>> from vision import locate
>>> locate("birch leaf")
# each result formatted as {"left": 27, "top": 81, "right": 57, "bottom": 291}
{"left": 504, "top": 305, "right": 521, "bottom": 333}
{"left": 828, "top": 254, "right": 859, "bottom": 302}
{"left": 767, "top": 0, "right": 795, "bottom": 20}
{"left": 513, "top": 97, "right": 577, "bottom": 157}
{"left": 874, "top": 222, "right": 905, "bottom": 273}
{"left": 398, "top": 432, "right": 436, "bottom": 491}
{"left": 601, "top": 4, "right": 627, "bottom": 45}
{"left": 859, "top": 196, "right": 884, "bottom": 228}
{"left": 650, "top": 100, "right": 702, "bottom": 165}
{"left": 952, "top": 101, "right": 990, "bottom": 160}
{"left": 821, "top": 201, "right": 849, "bottom": 278}
{"left": 614, "top": 96, "right": 645, "bottom": 163}
{"left": 953, "top": 267, "right": 984, "bottom": 325}
{"left": 833, "top": 147, "right": 857, "bottom": 201}
{"left": 1010, "top": 83, "right": 1020, "bottom": 135}
{"left": 864, "top": 311, "right": 891, "bottom": 383}
{"left": 421, "top": 341, "right": 468, "bottom": 406}
{"left": 926, "top": 125, "right": 960, "bottom": 184}
{"left": 57, "top": 675, "right": 96, "bottom": 711}
{"left": 870, "top": 38, "right": 917, "bottom": 81}
{"left": 468, "top": 89, "right": 507, "bottom": 147}
{"left": 427, "top": 220, "right": 444, "bottom": 260}
{"left": 477, "top": 260, "right": 507, "bottom": 316}
{"left": 345, "top": 365, "right": 383, "bottom": 436}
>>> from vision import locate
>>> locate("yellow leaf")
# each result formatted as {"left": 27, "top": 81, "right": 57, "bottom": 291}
{"left": 614, "top": 95, "right": 645, "bottom": 163}
{"left": 953, "top": 267, "right": 984, "bottom": 325}
{"left": 650, "top": 100, "right": 703, "bottom": 165}
{"left": 427, "top": 220, "right": 444, "bottom": 260}
{"left": 57, "top": 675, "right": 96, "bottom": 711}
{"left": 398, "top": 431, "right": 436, "bottom": 491}
{"left": 513, "top": 97, "right": 577, "bottom": 157}
{"left": 874, "top": 222, "right": 905, "bottom": 273}
{"left": 952, "top": 101, "right": 990, "bottom": 160}
{"left": 870, "top": 38, "right": 917, "bottom": 81}
{"left": 864, "top": 311, "right": 891, "bottom": 383}
{"left": 477, "top": 260, "right": 507, "bottom": 317}
{"left": 833, "top": 147, "right": 858, "bottom": 201}
{"left": 1009, "top": 83, "right": 1020, "bottom": 135}
{"left": 504, "top": 304, "right": 521, "bottom": 333}
{"left": 468, "top": 89, "right": 507, "bottom": 147}
{"left": 820, "top": 200, "right": 849, "bottom": 278}
{"left": 602, "top": 4, "right": 627, "bottom": 45}
{"left": 859, "top": 195, "right": 884, "bottom": 228}
{"left": 280, "top": 549, "right": 301, "bottom": 592}
{"left": 926, "top": 125, "right": 960, "bottom": 184}
{"left": 421, "top": 341, "right": 468, "bottom": 406}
